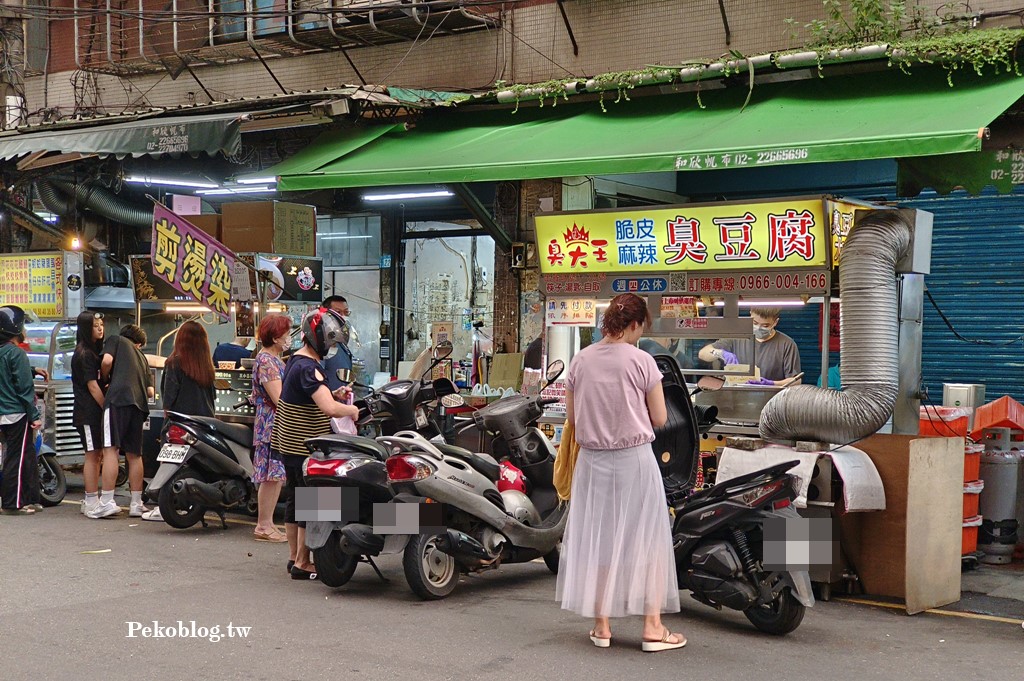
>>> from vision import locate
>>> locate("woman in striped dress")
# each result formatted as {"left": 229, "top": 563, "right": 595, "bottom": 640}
{"left": 270, "top": 307, "right": 359, "bottom": 580}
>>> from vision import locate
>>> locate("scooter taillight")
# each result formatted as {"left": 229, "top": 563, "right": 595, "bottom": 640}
{"left": 164, "top": 425, "right": 194, "bottom": 445}
{"left": 385, "top": 455, "right": 434, "bottom": 483}
{"left": 772, "top": 498, "right": 791, "bottom": 510}
{"left": 738, "top": 479, "right": 787, "bottom": 508}
{"left": 303, "top": 458, "right": 370, "bottom": 478}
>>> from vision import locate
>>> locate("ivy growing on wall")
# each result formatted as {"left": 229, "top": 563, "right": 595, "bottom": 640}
{"left": 493, "top": 1, "right": 1023, "bottom": 111}
{"left": 783, "top": 1, "right": 1022, "bottom": 84}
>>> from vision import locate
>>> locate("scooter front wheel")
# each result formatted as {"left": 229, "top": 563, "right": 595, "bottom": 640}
{"left": 38, "top": 454, "right": 67, "bottom": 506}
{"left": 314, "top": 530, "right": 359, "bottom": 588}
{"left": 158, "top": 467, "right": 206, "bottom": 529}
{"left": 403, "top": 533, "right": 459, "bottom": 600}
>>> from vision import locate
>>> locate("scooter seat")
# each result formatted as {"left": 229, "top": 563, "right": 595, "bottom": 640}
{"left": 182, "top": 414, "right": 253, "bottom": 448}
{"left": 434, "top": 443, "right": 501, "bottom": 481}
{"left": 305, "top": 434, "right": 390, "bottom": 461}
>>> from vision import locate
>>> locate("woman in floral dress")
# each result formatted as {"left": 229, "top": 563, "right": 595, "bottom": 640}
{"left": 250, "top": 313, "right": 292, "bottom": 542}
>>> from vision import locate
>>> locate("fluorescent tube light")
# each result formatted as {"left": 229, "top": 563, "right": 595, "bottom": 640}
{"left": 318, "top": 235, "right": 372, "bottom": 240}
{"left": 709, "top": 300, "right": 806, "bottom": 307}
{"left": 164, "top": 303, "right": 211, "bottom": 314}
{"left": 125, "top": 175, "right": 219, "bottom": 189}
{"left": 362, "top": 190, "right": 453, "bottom": 201}
{"left": 195, "top": 186, "right": 277, "bottom": 196}
{"left": 236, "top": 176, "right": 277, "bottom": 185}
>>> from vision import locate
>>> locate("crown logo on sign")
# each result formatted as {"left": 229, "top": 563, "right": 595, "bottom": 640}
{"left": 563, "top": 223, "right": 590, "bottom": 244}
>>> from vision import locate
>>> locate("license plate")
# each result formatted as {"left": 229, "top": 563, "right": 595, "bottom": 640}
{"left": 157, "top": 443, "right": 190, "bottom": 464}
{"left": 414, "top": 406, "right": 428, "bottom": 429}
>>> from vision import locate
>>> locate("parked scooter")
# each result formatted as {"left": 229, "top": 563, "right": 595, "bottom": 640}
{"left": 652, "top": 354, "right": 814, "bottom": 635}
{"left": 144, "top": 412, "right": 257, "bottom": 528}
{"left": 384, "top": 361, "right": 567, "bottom": 600}
{"left": 302, "top": 342, "right": 462, "bottom": 587}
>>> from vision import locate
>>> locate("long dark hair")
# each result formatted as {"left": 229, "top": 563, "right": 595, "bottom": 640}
{"left": 74, "top": 311, "right": 103, "bottom": 358}
{"left": 167, "top": 321, "right": 216, "bottom": 388}
{"left": 601, "top": 293, "right": 651, "bottom": 337}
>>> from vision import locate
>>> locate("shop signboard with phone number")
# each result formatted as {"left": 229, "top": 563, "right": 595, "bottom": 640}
{"left": 535, "top": 197, "right": 831, "bottom": 275}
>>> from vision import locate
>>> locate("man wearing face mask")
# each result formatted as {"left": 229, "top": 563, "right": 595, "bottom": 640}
{"left": 321, "top": 295, "right": 353, "bottom": 391}
{"left": 698, "top": 307, "right": 801, "bottom": 385}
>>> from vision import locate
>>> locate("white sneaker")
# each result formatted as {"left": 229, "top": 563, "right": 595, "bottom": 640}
{"left": 82, "top": 501, "right": 99, "bottom": 516}
{"left": 129, "top": 502, "right": 150, "bottom": 518}
{"left": 141, "top": 507, "right": 163, "bottom": 522}
{"left": 87, "top": 500, "right": 121, "bottom": 519}
{"left": 80, "top": 500, "right": 87, "bottom": 515}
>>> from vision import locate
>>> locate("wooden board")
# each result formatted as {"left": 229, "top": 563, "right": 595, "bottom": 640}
{"left": 838, "top": 434, "right": 963, "bottom": 613}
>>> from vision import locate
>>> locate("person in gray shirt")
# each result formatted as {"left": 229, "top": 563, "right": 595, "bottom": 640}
{"left": 698, "top": 307, "right": 801, "bottom": 384}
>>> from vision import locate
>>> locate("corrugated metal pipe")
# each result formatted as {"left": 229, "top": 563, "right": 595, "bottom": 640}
{"left": 759, "top": 211, "right": 912, "bottom": 444}
{"left": 35, "top": 179, "right": 153, "bottom": 229}
{"left": 34, "top": 178, "right": 76, "bottom": 215}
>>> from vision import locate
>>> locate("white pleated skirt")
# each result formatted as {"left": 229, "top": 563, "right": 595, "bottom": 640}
{"left": 555, "top": 442, "right": 681, "bottom": 618}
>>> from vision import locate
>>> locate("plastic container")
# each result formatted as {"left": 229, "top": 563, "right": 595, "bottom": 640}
{"left": 963, "top": 480, "right": 984, "bottom": 518}
{"left": 964, "top": 443, "right": 983, "bottom": 482}
{"left": 919, "top": 405, "right": 971, "bottom": 438}
{"left": 971, "top": 396, "right": 1024, "bottom": 439}
{"left": 962, "top": 515, "right": 983, "bottom": 555}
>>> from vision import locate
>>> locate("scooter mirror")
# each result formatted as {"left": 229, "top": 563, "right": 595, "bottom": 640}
{"left": 545, "top": 359, "right": 565, "bottom": 384}
{"left": 335, "top": 368, "right": 353, "bottom": 385}
{"left": 433, "top": 340, "right": 454, "bottom": 359}
{"left": 441, "top": 394, "right": 465, "bottom": 408}
{"left": 696, "top": 375, "right": 726, "bottom": 392}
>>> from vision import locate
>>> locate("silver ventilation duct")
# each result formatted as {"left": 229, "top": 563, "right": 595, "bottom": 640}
{"left": 34, "top": 179, "right": 153, "bottom": 229}
{"left": 759, "top": 210, "right": 929, "bottom": 444}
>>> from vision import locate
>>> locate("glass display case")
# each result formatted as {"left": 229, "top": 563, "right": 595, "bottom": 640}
{"left": 23, "top": 320, "right": 78, "bottom": 380}
{"left": 22, "top": 320, "right": 85, "bottom": 460}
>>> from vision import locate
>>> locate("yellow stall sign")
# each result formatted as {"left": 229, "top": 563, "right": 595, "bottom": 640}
{"left": 535, "top": 198, "right": 829, "bottom": 274}
{"left": 0, "top": 252, "right": 65, "bottom": 318}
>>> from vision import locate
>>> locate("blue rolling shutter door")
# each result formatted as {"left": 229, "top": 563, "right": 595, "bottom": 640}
{"left": 784, "top": 189, "right": 1023, "bottom": 403}
{"left": 894, "top": 191, "right": 1024, "bottom": 403}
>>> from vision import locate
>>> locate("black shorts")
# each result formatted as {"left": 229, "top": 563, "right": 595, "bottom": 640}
{"left": 282, "top": 454, "right": 306, "bottom": 528}
{"left": 102, "top": 405, "right": 146, "bottom": 455}
{"left": 77, "top": 423, "right": 102, "bottom": 453}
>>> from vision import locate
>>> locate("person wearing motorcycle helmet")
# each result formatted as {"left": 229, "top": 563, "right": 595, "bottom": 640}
{"left": 0, "top": 306, "right": 43, "bottom": 515}
{"left": 2, "top": 305, "right": 47, "bottom": 380}
{"left": 270, "top": 307, "right": 359, "bottom": 581}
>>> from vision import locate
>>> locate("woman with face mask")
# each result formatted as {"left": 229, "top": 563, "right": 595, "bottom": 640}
{"left": 698, "top": 306, "right": 801, "bottom": 385}
{"left": 270, "top": 307, "right": 359, "bottom": 580}
{"left": 248, "top": 313, "right": 292, "bottom": 543}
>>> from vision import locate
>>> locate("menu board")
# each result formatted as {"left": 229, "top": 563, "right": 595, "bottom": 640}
{"left": 0, "top": 253, "right": 65, "bottom": 319}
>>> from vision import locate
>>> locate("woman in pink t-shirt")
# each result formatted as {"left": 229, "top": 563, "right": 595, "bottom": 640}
{"left": 556, "top": 293, "right": 685, "bottom": 652}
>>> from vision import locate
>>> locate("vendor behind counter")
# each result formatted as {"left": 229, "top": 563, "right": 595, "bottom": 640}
{"left": 698, "top": 306, "right": 801, "bottom": 383}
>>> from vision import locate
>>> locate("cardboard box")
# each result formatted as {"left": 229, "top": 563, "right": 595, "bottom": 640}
{"left": 220, "top": 201, "right": 317, "bottom": 256}
{"left": 187, "top": 214, "right": 221, "bottom": 241}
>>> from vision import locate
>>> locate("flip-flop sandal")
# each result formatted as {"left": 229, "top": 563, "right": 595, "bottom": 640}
{"left": 290, "top": 566, "right": 319, "bottom": 581}
{"left": 1, "top": 507, "right": 37, "bottom": 515}
{"left": 254, "top": 531, "right": 288, "bottom": 543}
{"left": 641, "top": 628, "right": 687, "bottom": 653}
{"left": 589, "top": 630, "right": 611, "bottom": 648}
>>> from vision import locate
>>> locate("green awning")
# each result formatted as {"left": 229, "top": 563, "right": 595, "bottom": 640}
{"left": 250, "top": 124, "right": 400, "bottom": 181}
{"left": 277, "top": 67, "right": 1024, "bottom": 191}
{"left": 0, "top": 112, "right": 244, "bottom": 160}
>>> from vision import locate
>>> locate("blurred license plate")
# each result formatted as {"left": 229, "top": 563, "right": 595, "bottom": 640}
{"left": 157, "top": 443, "right": 190, "bottom": 464}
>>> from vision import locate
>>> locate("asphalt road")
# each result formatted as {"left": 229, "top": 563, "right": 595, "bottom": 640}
{"left": 1, "top": 498, "right": 1022, "bottom": 681}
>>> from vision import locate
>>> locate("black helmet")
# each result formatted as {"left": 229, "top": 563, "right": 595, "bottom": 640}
{"left": 301, "top": 307, "right": 351, "bottom": 359}
{"left": 0, "top": 306, "right": 24, "bottom": 343}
